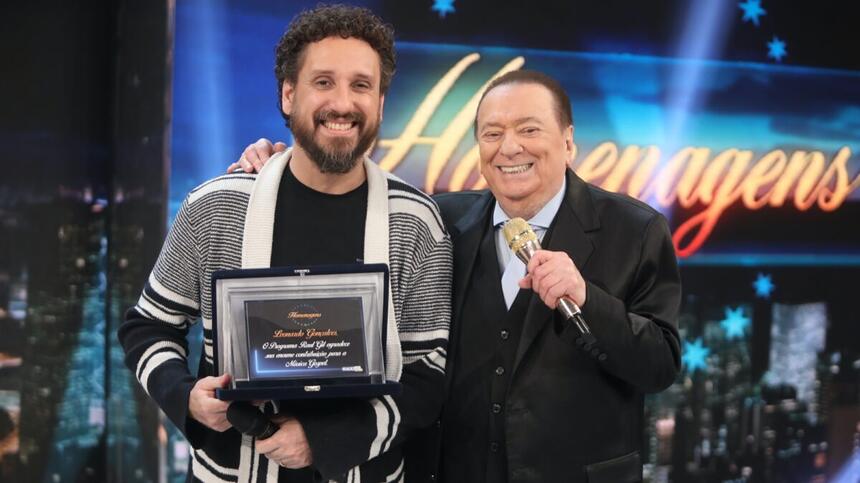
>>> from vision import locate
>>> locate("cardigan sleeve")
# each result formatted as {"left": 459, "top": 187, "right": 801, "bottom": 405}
{"left": 296, "top": 229, "right": 453, "bottom": 480}
{"left": 117, "top": 196, "right": 210, "bottom": 447}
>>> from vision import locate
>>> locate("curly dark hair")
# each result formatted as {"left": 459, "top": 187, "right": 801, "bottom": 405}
{"left": 274, "top": 4, "right": 396, "bottom": 126}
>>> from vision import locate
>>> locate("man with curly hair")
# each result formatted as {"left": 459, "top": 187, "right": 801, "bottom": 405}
{"left": 118, "top": 5, "right": 452, "bottom": 482}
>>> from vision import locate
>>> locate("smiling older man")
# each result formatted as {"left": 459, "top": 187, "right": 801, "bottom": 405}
{"left": 434, "top": 70, "right": 680, "bottom": 483}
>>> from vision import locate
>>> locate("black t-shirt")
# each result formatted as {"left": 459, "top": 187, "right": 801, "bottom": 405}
{"left": 268, "top": 164, "right": 369, "bottom": 480}
{"left": 270, "top": 163, "right": 368, "bottom": 267}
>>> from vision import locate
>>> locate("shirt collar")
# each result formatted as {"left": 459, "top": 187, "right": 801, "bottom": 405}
{"left": 492, "top": 177, "right": 567, "bottom": 229}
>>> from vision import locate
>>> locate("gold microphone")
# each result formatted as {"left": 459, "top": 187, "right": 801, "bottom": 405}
{"left": 502, "top": 218, "right": 595, "bottom": 347}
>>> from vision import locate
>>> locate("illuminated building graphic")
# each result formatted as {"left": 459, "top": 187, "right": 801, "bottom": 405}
{"left": 766, "top": 303, "right": 827, "bottom": 405}
{"left": 44, "top": 234, "right": 107, "bottom": 481}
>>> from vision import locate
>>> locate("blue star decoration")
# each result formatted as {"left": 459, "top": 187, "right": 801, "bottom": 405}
{"left": 738, "top": 0, "right": 766, "bottom": 26}
{"left": 431, "top": 0, "right": 456, "bottom": 18}
{"left": 767, "top": 36, "right": 787, "bottom": 62}
{"left": 720, "top": 306, "right": 751, "bottom": 339}
{"left": 753, "top": 273, "right": 774, "bottom": 298}
{"left": 682, "top": 338, "right": 710, "bottom": 373}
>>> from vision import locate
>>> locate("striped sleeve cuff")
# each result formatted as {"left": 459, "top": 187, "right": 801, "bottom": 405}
{"left": 135, "top": 340, "right": 187, "bottom": 395}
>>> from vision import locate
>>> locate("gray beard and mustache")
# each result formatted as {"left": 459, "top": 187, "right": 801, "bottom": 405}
{"left": 290, "top": 108, "right": 379, "bottom": 174}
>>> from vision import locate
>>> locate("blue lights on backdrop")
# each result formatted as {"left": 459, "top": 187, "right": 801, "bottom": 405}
{"left": 719, "top": 306, "right": 751, "bottom": 339}
{"left": 431, "top": 0, "right": 456, "bottom": 18}
{"left": 682, "top": 338, "right": 711, "bottom": 373}
{"left": 738, "top": 0, "right": 766, "bottom": 27}
{"left": 161, "top": 1, "right": 860, "bottom": 481}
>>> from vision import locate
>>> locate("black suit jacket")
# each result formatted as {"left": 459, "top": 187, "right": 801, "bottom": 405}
{"left": 407, "top": 169, "right": 681, "bottom": 483}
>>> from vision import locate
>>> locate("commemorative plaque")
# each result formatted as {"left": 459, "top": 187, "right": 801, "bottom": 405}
{"left": 211, "top": 264, "right": 401, "bottom": 401}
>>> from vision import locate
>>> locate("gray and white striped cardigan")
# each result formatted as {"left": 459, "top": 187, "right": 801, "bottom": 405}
{"left": 119, "top": 151, "right": 452, "bottom": 482}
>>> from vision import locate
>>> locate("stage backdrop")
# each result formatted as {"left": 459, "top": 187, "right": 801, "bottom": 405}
{"left": 164, "top": 1, "right": 860, "bottom": 482}
{"left": 2, "top": 1, "right": 856, "bottom": 483}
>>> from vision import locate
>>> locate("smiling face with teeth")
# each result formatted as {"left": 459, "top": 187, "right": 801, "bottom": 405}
{"left": 281, "top": 36, "right": 384, "bottom": 176}
{"left": 476, "top": 82, "right": 575, "bottom": 220}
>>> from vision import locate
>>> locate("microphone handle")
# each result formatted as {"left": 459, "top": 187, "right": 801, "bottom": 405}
{"left": 227, "top": 402, "right": 279, "bottom": 440}
{"left": 557, "top": 297, "right": 591, "bottom": 335}
{"left": 257, "top": 420, "right": 279, "bottom": 440}
{"left": 516, "top": 240, "right": 596, "bottom": 347}
{"left": 558, "top": 299, "right": 597, "bottom": 350}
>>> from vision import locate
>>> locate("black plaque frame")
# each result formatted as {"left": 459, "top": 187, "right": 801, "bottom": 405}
{"left": 210, "top": 264, "right": 402, "bottom": 400}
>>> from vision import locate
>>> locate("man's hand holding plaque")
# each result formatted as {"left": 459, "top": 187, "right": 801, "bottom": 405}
{"left": 189, "top": 374, "right": 232, "bottom": 431}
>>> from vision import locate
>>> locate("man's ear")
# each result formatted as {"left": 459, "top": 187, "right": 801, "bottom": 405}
{"left": 379, "top": 94, "right": 386, "bottom": 123}
{"left": 565, "top": 125, "right": 575, "bottom": 157}
{"left": 281, "top": 82, "right": 295, "bottom": 117}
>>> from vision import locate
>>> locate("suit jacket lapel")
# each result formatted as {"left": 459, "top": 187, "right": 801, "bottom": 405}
{"left": 512, "top": 170, "right": 599, "bottom": 373}
{"left": 445, "top": 191, "right": 494, "bottom": 389}
{"left": 450, "top": 191, "right": 494, "bottom": 322}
